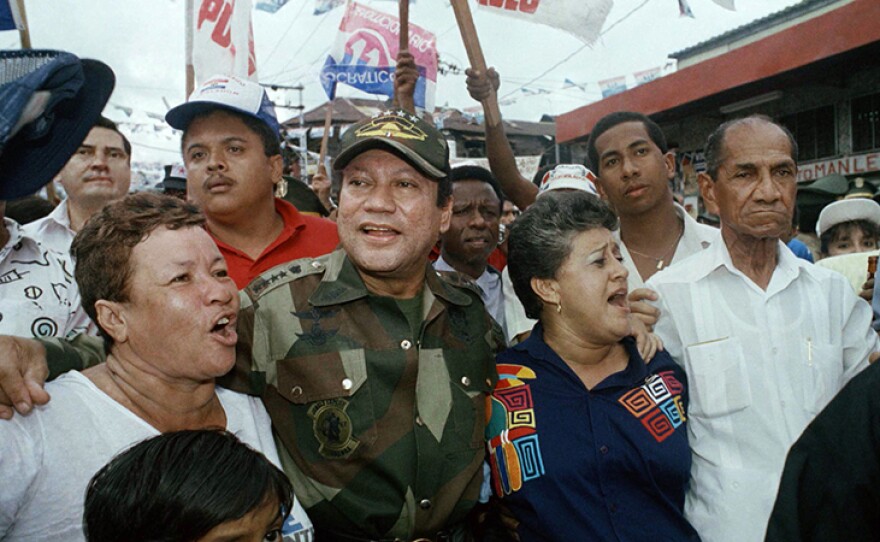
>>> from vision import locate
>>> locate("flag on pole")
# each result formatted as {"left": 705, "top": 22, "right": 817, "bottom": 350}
{"left": 475, "top": 0, "right": 612, "bottom": 45}
{"left": 710, "top": 0, "right": 735, "bottom": 10}
{"left": 320, "top": 2, "right": 438, "bottom": 111}
{"left": 598, "top": 76, "right": 627, "bottom": 98}
{"left": 256, "top": 0, "right": 290, "bottom": 13}
{"left": 678, "top": 0, "right": 695, "bottom": 17}
{"left": 563, "top": 78, "right": 587, "bottom": 92}
{"left": 633, "top": 67, "right": 661, "bottom": 87}
{"left": 0, "top": 0, "right": 24, "bottom": 31}
{"left": 192, "top": 0, "right": 258, "bottom": 85}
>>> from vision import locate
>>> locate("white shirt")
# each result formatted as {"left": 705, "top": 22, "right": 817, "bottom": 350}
{"left": 617, "top": 202, "right": 719, "bottom": 290}
{"left": 0, "top": 218, "right": 92, "bottom": 338}
{"left": 502, "top": 203, "right": 719, "bottom": 340}
{"left": 0, "top": 372, "right": 314, "bottom": 541}
{"left": 434, "top": 256, "right": 508, "bottom": 343}
{"left": 22, "top": 199, "right": 75, "bottom": 255}
{"left": 647, "top": 238, "right": 879, "bottom": 542}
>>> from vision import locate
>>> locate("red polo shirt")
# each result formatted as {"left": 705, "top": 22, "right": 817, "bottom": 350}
{"left": 210, "top": 198, "right": 339, "bottom": 289}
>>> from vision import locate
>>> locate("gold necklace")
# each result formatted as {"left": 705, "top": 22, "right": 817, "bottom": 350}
{"left": 626, "top": 219, "right": 684, "bottom": 271}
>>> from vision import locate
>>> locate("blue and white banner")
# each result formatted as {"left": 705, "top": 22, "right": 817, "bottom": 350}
{"left": 256, "top": 0, "right": 290, "bottom": 14}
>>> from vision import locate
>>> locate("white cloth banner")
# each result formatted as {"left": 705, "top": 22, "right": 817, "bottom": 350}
{"left": 475, "top": 0, "right": 612, "bottom": 45}
{"left": 710, "top": 0, "right": 736, "bottom": 11}
{"left": 192, "top": 0, "right": 257, "bottom": 85}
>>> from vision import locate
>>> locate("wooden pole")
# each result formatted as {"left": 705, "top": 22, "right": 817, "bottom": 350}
{"left": 14, "top": 0, "right": 30, "bottom": 48}
{"left": 449, "top": 0, "right": 501, "bottom": 127}
{"left": 318, "top": 103, "right": 333, "bottom": 175}
{"left": 185, "top": 0, "right": 195, "bottom": 97}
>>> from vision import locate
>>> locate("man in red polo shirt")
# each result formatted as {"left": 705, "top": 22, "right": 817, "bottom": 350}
{"left": 166, "top": 75, "right": 338, "bottom": 288}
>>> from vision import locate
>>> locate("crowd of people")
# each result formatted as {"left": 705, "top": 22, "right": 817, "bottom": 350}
{"left": 1, "top": 46, "right": 880, "bottom": 542}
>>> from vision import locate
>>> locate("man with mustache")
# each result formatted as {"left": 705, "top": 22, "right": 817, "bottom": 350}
{"left": 165, "top": 75, "right": 338, "bottom": 289}
{"left": 24, "top": 116, "right": 131, "bottom": 254}
{"left": 647, "top": 115, "right": 880, "bottom": 542}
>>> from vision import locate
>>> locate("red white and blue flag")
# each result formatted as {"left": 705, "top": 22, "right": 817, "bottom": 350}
{"left": 320, "top": 2, "right": 437, "bottom": 111}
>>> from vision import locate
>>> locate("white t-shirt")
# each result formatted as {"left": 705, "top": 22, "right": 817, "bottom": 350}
{"left": 0, "top": 371, "right": 314, "bottom": 541}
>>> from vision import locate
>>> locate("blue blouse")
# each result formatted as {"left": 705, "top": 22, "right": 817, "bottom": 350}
{"left": 487, "top": 324, "right": 699, "bottom": 541}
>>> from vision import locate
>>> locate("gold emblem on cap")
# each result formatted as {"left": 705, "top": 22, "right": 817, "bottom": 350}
{"left": 355, "top": 115, "right": 428, "bottom": 141}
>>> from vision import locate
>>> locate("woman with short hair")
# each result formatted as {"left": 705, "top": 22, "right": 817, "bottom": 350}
{"left": 486, "top": 190, "right": 699, "bottom": 541}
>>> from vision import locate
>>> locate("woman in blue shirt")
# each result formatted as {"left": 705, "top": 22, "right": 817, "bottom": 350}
{"left": 489, "top": 190, "right": 699, "bottom": 541}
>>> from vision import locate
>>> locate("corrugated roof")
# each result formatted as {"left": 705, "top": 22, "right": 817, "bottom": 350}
{"left": 670, "top": 0, "right": 841, "bottom": 60}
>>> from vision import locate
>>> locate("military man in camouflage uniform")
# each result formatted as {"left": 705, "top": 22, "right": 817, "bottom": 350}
{"left": 0, "top": 111, "right": 502, "bottom": 542}
{"left": 220, "top": 110, "right": 502, "bottom": 540}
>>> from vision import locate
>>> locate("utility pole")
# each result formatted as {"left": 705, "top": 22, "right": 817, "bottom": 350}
{"left": 262, "top": 83, "right": 308, "bottom": 178}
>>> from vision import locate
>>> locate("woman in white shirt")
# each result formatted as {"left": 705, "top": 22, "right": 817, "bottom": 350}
{"left": 0, "top": 194, "right": 311, "bottom": 541}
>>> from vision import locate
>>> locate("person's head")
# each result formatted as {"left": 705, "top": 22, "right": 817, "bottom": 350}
{"left": 816, "top": 198, "right": 880, "bottom": 257}
{"left": 586, "top": 111, "right": 674, "bottom": 217}
{"left": 440, "top": 165, "right": 503, "bottom": 279}
{"left": 536, "top": 164, "right": 599, "bottom": 198}
{"left": 332, "top": 111, "right": 453, "bottom": 296}
{"left": 71, "top": 193, "right": 239, "bottom": 374}
{"left": 501, "top": 200, "right": 520, "bottom": 226}
{"left": 161, "top": 163, "right": 188, "bottom": 200}
{"left": 166, "top": 76, "right": 283, "bottom": 223}
{"left": 84, "top": 430, "right": 293, "bottom": 542}
{"left": 509, "top": 191, "right": 630, "bottom": 342}
{"left": 700, "top": 115, "right": 798, "bottom": 244}
{"left": 55, "top": 116, "right": 131, "bottom": 213}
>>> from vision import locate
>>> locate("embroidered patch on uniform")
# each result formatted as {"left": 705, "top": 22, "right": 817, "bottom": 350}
{"left": 294, "top": 307, "right": 340, "bottom": 346}
{"left": 618, "top": 371, "right": 686, "bottom": 443}
{"left": 307, "top": 398, "right": 360, "bottom": 459}
{"left": 486, "top": 364, "right": 544, "bottom": 496}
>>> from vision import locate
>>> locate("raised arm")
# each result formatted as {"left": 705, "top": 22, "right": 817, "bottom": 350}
{"left": 465, "top": 67, "right": 538, "bottom": 210}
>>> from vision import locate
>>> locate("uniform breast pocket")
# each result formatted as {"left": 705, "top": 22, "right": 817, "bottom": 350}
{"left": 445, "top": 350, "right": 495, "bottom": 449}
{"left": 684, "top": 337, "right": 752, "bottom": 418}
{"left": 275, "top": 349, "right": 377, "bottom": 458}
{"left": 800, "top": 340, "right": 842, "bottom": 414}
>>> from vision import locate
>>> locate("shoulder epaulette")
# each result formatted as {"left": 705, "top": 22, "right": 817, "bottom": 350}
{"left": 246, "top": 255, "right": 330, "bottom": 298}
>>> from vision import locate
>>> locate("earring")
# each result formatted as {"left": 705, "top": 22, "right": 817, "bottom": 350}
{"left": 275, "top": 177, "right": 288, "bottom": 198}
{"left": 556, "top": 300, "right": 562, "bottom": 314}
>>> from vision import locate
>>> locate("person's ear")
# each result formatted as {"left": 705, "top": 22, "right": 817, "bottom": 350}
{"left": 438, "top": 194, "right": 453, "bottom": 235}
{"left": 699, "top": 172, "right": 719, "bottom": 216}
{"left": 663, "top": 151, "right": 676, "bottom": 181}
{"left": 95, "top": 300, "right": 128, "bottom": 344}
{"left": 531, "top": 276, "right": 560, "bottom": 306}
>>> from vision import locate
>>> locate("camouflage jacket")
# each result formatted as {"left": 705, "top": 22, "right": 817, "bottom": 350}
{"left": 220, "top": 248, "right": 503, "bottom": 540}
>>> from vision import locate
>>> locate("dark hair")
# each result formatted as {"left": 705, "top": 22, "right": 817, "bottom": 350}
{"left": 181, "top": 108, "right": 281, "bottom": 158}
{"left": 449, "top": 165, "right": 504, "bottom": 211}
{"left": 71, "top": 193, "right": 205, "bottom": 352}
{"left": 508, "top": 190, "right": 618, "bottom": 319}
{"left": 819, "top": 219, "right": 880, "bottom": 255}
{"left": 5, "top": 195, "right": 54, "bottom": 224}
{"left": 83, "top": 430, "right": 293, "bottom": 542}
{"left": 704, "top": 115, "right": 798, "bottom": 180}
{"left": 93, "top": 116, "right": 132, "bottom": 159}
{"left": 586, "top": 111, "right": 667, "bottom": 172}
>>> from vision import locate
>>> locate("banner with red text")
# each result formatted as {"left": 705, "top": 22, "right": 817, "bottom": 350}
{"left": 193, "top": 0, "right": 257, "bottom": 85}
{"left": 475, "top": 0, "right": 612, "bottom": 44}
{"left": 320, "top": 2, "right": 437, "bottom": 111}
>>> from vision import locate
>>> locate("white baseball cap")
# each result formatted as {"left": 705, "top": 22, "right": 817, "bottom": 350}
{"left": 165, "top": 75, "right": 280, "bottom": 136}
{"left": 537, "top": 164, "right": 599, "bottom": 198}
{"left": 816, "top": 198, "right": 880, "bottom": 237}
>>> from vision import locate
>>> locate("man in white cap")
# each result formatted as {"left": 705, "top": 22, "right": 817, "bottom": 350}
{"left": 165, "top": 75, "right": 338, "bottom": 289}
